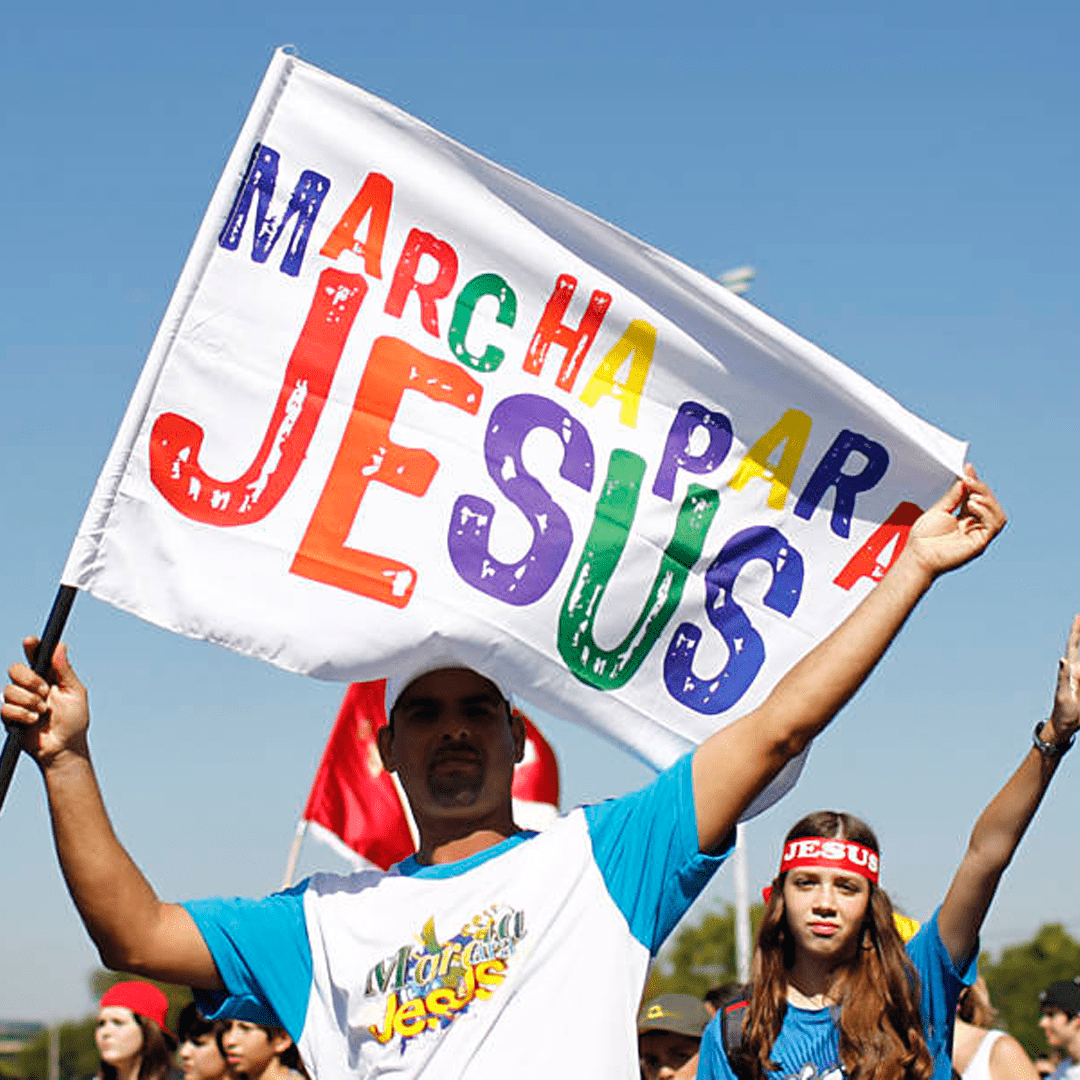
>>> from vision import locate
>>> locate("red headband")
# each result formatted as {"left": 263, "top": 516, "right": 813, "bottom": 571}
{"left": 778, "top": 837, "right": 880, "bottom": 883}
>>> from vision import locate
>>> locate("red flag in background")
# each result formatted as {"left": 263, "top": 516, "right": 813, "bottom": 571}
{"left": 302, "top": 680, "right": 414, "bottom": 871}
{"left": 510, "top": 707, "right": 561, "bottom": 831}
{"left": 299, "top": 682, "right": 560, "bottom": 872}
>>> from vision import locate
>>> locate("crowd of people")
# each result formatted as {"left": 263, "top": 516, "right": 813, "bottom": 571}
{"left": 90, "top": 965, "right": 1080, "bottom": 1080}
{"left": 87, "top": 963, "right": 1080, "bottom": 1080}
{"left": 3, "top": 470, "right": 1076, "bottom": 1079}
{"left": 92, "top": 982, "right": 307, "bottom": 1080}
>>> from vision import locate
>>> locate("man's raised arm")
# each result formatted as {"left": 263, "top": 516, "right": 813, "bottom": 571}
{"left": 2, "top": 639, "right": 224, "bottom": 990}
{"left": 692, "top": 466, "right": 1007, "bottom": 852}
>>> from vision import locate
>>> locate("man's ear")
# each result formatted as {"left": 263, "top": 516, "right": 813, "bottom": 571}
{"left": 377, "top": 724, "right": 397, "bottom": 773}
{"left": 510, "top": 708, "right": 527, "bottom": 764}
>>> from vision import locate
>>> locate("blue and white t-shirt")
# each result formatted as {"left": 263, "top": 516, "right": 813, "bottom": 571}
{"left": 698, "top": 910, "right": 976, "bottom": 1080}
{"left": 185, "top": 751, "right": 728, "bottom": 1079}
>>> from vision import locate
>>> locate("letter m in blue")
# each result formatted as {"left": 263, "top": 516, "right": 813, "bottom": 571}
{"left": 218, "top": 143, "right": 331, "bottom": 277}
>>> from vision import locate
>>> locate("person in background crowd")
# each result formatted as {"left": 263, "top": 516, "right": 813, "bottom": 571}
{"left": 952, "top": 976, "right": 1037, "bottom": 1080}
{"left": 177, "top": 1003, "right": 230, "bottom": 1080}
{"left": 220, "top": 1020, "right": 307, "bottom": 1080}
{"left": 639, "top": 995, "right": 712, "bottom": 1080}
{"left": 1035, "top": 1055, "right": 1062, "bottom": 1080}
{"left": 697, "top": 615, "right": 1079, "bottom": 1080}
{"left": 704, "top": 985, "right": 741, "bottom": 1019}
{"left": 1039, "top": 980, "right": 1080, "bottom": 1080}
{"left": 95, "top": 981, "right": 175, "bottom": 1080}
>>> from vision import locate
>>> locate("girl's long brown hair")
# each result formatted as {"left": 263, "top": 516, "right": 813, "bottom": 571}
{"left": 733, "top": 811, "right": 935, "bottom": 1080}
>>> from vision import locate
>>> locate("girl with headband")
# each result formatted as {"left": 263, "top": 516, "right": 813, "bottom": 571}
{"left": 699, "top": 616, "right": 1080, "bottom": 1080}
{"left": 95, "top": 981, "right": 176, "bottom": 1080}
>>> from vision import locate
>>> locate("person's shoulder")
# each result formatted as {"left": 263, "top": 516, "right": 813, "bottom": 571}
{"left": 986, "top": 1031, "right": 1037, "bottom": 1080}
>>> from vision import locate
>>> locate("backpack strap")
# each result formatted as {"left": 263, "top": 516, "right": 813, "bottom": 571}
{"left": 720, "top": 986, "right": 751, "bottom": 1069}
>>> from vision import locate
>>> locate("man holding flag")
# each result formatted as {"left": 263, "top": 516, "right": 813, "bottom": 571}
{"left": 4, "top": 469, "right": 1003, "bottom": 1078}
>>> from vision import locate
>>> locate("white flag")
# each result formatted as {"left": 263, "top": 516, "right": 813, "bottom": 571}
{"left": 63, "top": 49, "right": 965, "bottom": 809}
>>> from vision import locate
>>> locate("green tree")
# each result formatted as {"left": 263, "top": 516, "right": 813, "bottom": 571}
{"left": 981, "top": 923, "right": 1080, "bottom": 1057}
{"left": 645, "top": 903, "right": 764, "bottom": 1000}
{"left": 10, "top": 1019, "right": 97, "bottom": 1080}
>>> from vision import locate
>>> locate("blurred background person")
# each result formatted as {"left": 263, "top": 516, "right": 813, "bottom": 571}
{"left": 220, "top": 1020, "right": 306, "bottom": 1080}
{"left": 177, "top": 1003, "right": 230, "bottom": 1080}
{"left": 639, "top": 994, "right": 711, "bottom": 1079}
{"left": 1035, "top": 1054, "right": 1062, "bottom": 1079}
{"left": 1038, "top": 980, "right": 1080, "bottom": 1080}
{"left": 953, "top": 976, "right": 1037, "bottom": 1080}
{"left": 703, "top": 985, "right": 740, "bottom": 1019}
{"left": 95, "top": 982, "right": 175, "bottom": 1080}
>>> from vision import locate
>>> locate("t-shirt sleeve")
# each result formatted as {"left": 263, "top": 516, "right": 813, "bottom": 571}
{"left": 906, "top": 906, "right": 977, "bottom": 1057}
{"left": 583, "top": 751, "right": 733, "bottom": 954}
{"left": 183, "top": 881, "right": 313, "bottom": 1041}
{"left": 697, "top": 1012, "right": 737, "bottom": 1080}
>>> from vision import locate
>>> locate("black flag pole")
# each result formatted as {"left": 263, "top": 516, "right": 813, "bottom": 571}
{"left": 0, "top": 585, "right": 78, "bottom": 814}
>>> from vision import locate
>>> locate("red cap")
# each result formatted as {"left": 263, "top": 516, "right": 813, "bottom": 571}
{"left": 99, "top": 982, "right": 173, "bottom": 1039}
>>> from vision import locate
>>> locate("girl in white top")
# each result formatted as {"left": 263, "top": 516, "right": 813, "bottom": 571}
{"left": 953, "top": 978, "right": 1036, "bottom": 1080}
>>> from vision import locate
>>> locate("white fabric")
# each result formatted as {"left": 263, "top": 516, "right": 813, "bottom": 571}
{"left": 384, "top": 657, "right": 510, "bottom": 718}
{"left": 62, "top": 49, "right": 968, "bottom": 802}
{"left": 300, "top": 814, "right": 648, "bottom": 1077}
{"left": 961, "top": 1029, "right": 1005, "bottom": 1080}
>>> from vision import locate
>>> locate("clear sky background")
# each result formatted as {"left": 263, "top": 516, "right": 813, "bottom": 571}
{"left": 2, "top": 3, "right": 1078, "bottom": 1023}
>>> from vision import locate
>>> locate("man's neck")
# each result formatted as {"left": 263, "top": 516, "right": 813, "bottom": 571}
{"left": 1064, "top": 1025, "right": 1080, "bottom": 1064}
{"left": 416, "top": 823, "right": 521, "bottom": 866}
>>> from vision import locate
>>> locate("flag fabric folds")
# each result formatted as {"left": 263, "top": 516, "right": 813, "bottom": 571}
{"left": 61, "top": 48, "right": 967, "bottom": 811}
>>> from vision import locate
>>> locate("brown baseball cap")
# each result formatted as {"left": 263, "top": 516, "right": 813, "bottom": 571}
{"left": 637, "top": 994, "right": 711, "bottom": 1039}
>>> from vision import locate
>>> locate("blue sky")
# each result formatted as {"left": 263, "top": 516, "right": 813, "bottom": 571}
{"left": 1, "top": 4, "right": 1078, "bottom": 1022}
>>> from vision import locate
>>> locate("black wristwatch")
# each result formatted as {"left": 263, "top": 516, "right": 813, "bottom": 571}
{"left": 1033, "top": 722, "right": 1075, "bottom": 758}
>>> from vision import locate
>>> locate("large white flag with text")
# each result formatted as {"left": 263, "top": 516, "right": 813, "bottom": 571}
{"left": 63, "top": 49, "right": 966, "bottom": 803}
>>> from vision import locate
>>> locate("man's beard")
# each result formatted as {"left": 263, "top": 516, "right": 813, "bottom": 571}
{"left": 427, "top": 751, "right": 485, "bottom": 807}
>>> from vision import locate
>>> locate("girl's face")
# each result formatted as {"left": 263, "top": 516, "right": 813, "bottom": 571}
{"left": 95, "top": 1007, "right": 144, "bottom": 1068}
{"left": 220, "top": 1021, "right": 289, "bottom": 1080}
{"left": 782, "top": 865, "right": 871, "bottom": 965}
{"left": 178, "top": 1031, "right": 229, "bottom": 1080}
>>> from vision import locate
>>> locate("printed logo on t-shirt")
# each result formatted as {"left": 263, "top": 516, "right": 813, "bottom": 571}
{"left": 365, "top": 904, "right": 526, "bottom": 1045}
{"left": 784, "top": 1063, "right": 844, "bottom": 1080}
